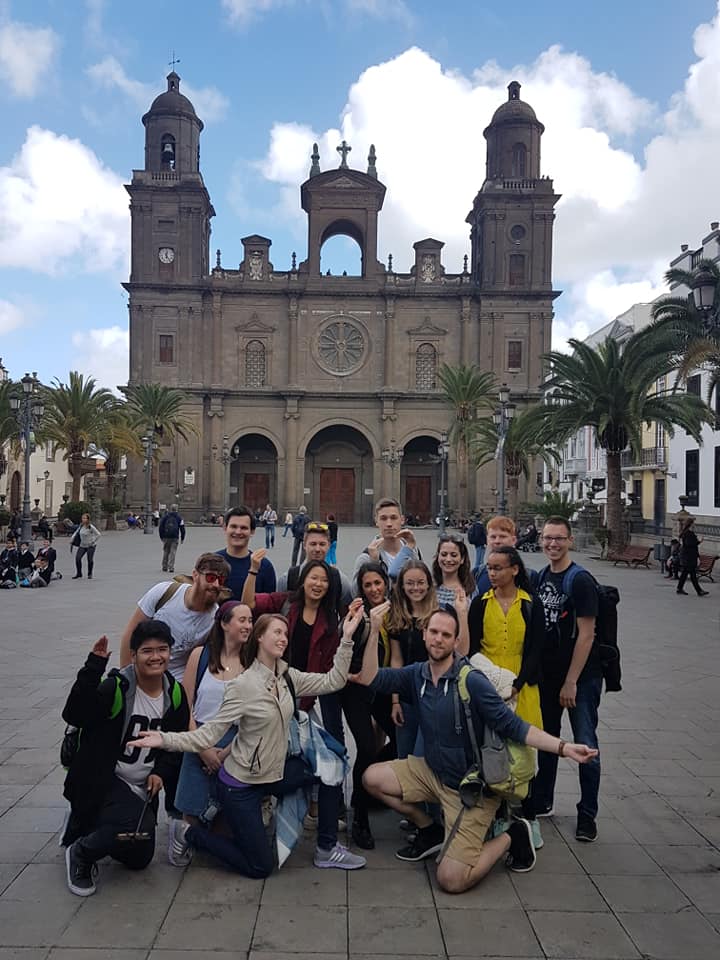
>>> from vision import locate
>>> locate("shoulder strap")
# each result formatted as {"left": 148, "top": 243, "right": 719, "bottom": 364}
{"left": 456, "top": 664, "right": 482, "bottom": 767}
{"left": 284, "top": 670, "right": 299, "bottom": 719}
{"left": 537, "top": 563, "right": 551, "bottom": 586}
{"left": 170, "top": 675, "right": 182, "bottom": 710}
{"left": 194, "top": 644, "right": 212, "bottom": 698}
{"left": 154, "top": 581, "right": 182, "bottom": 615}
{"left": 109, "top": 676, "right": 123, "bottom": 719}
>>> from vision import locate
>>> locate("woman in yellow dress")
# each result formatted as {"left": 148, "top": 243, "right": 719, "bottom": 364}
{"left": 467, "top": 544, "right": 544, "bottom": 847}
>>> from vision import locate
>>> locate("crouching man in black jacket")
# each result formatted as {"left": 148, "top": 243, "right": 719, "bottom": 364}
{"left": 61, "top": 621, "right": 190, "bottom": 896}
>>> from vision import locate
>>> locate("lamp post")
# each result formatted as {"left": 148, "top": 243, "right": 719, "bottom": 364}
{"left": 438, "top": 431, "right": 450, "bottom": 535}
{"left": 690, "top": 267, "right": 720, "bottom": 332}
{"left": 9, "top": 372, "right": 44, "bottom": 543}
{"left": 381, "top": 438, "right": 404, "bottom": 500}
{"left": 140, "top": 427, "right": 159, "bottom": 535}
{"left": 213, "top": 436, "right": 241, "bottom": 514}
{"left": 492, "top": 383, "right": 516, "bottom": 517}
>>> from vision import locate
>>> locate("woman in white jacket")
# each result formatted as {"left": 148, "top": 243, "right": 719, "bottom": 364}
{"left": 129, "top": 604, "right": 368, "bottom": 877}
{"left": 71, "top": 513, "right": 101, "bottom": 580}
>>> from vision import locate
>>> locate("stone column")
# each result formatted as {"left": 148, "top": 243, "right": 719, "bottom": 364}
{"left": 287, "top": 296, "right": 298, "bottom": 387}
{"left": 284, "top": 395, "right": 300, "bottom": 509}
{"left": 382, "top": 296, "right": 395, "bottom": 389}
{"left": 211, "top": 291, "right": 223, "bottom": 389}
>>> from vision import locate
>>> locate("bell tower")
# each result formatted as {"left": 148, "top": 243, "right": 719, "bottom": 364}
{"left": 466, "top": 81, "right": 560, "bottom": 293}
{"left": 126, "top": 72, "right": 215, "bottom": 286}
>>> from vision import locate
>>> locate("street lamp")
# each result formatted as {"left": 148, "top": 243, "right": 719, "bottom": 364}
{"left": 381, "top": 438, "right": 404, "bottom": 499}
{"left": 438, "top": 431, "right": 450, "bottom": 535}
{"left": 212, "top": 436, "right": 241, "bottom": 513}
{"left": 690, "top": 267, "right": 720, "bottom": 332}
{"left": 9, "top": 372, "right": 44, "bottom": 542}
{"left": 492, "top": 383, "right": 516, "bottom": 516}
{"left": 140, "top": 427, "right": 159, "bottom": 535}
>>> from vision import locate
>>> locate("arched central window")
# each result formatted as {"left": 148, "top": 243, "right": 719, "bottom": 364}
{"left": 415, "top": 342, "right": 438, "bottom": 390}
{"left": 245, "top": 340, "right": 266, "bottom": 387}
{"left": 319, "top": 235, "right": 363, "bottom": 276}
{"left": 161, "top": 133, "right": 176, "bottom": 170}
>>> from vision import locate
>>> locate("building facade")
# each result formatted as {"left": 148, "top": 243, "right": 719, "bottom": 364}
{"left": 125, "top": 75, "right": 559, "bottom": 521}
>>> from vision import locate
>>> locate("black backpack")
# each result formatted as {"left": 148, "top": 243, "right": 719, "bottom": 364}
{"left": 538, "top": 562, "right": 622, "bottom": 692}
{"left": 162, "top": 513, "right": 180, "bottom": 539}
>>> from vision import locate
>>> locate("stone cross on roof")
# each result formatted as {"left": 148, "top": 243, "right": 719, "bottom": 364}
{"left": 336, "top": 140, "right": 352, "bottom": 168}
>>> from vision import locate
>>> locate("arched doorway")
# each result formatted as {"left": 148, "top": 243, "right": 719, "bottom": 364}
{"left": 229, "top": 434, "right": 278, "bottom": 512}
{"left": 304, "top": 426, "right": 373, "bottom": 523}
{"left": 9, "top": 470, "right": 21, "bottom": 513}
{"left": 401, "top": 436, "right": 441, "bottom": 524}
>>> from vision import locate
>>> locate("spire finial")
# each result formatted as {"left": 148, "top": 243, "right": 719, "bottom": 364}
{"left": 216, "top": 249, "right": 222, "bottom": 269}
{"left": 367, "top": 144, "right": 377, "bottom": 178}
{"left": 309, "top": 143, "right": 321, "bottom": 177}
{"left": 463, "top": 254, "right": 469, "bottom": 274}
{"left": 508, "top": 80, "right": 521, "bottom": 101}
{"left": 336, "top": 140, "right": 352, "bottom": 168}
{"left": 291, "top": 251, "right": 297, "bottom": 271}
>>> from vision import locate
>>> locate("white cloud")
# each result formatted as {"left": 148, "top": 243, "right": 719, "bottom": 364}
{"left": 71, "top": 326, "right": 129, "bottom": 392}
{"left": 0, "top": 19, "right": 59, "bottom": 98}
{"left": 346, "top": 0, "right": 413, "bottom": 25}
{"left": 86, "top": 56, "right": 229, "bottom": 123}
{"left": 0, "top": 126, "right": 128, "bottom": 275}
{"left": 84, "top": 0, "right": 105, "bottom": 45}
{"left": 257, "top": 3, "right": 720, "bottom": 346}
{"left": 0, "top": 299, "right": 23, "bottom": 335}
{"left": 222, "top": 0, "right": 412, "bottom": 27}
{"left": 222, "top": 0, "right": 290, "bottom": 26}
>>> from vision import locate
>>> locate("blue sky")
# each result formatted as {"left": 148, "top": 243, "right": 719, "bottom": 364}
{"left": 1, "top": 0, "right": 719, "bottom": 389}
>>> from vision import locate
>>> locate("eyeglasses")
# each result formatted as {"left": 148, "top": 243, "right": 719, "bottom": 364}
{"left": 306, "top": 522, "right": 329, "bottom": 533}
{"left": 542, "top": 536, "right": 569, "bottom": 544}
{"left": 201, "top": 571, "right": 227, "bottom": 585}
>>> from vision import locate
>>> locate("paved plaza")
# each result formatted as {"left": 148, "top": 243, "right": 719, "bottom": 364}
{"left": 0, "top": 523, "right": 718, "bottom": 960}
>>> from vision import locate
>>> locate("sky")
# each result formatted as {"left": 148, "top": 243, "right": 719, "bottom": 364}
{"left": 1, "top": 0, "right": 719, "bottom": 390}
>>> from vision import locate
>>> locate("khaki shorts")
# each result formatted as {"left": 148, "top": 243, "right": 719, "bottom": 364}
{"left": 391, "top": 755, "right": 500, "bottom": 868}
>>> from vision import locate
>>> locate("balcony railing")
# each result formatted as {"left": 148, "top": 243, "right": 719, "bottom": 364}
{"left": 621, "top": 447, "right": 668, "bottom": 470}
{"left": 563, "top": 457, "right": 587, "bottom": 476}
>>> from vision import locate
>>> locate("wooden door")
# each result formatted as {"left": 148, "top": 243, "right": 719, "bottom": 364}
{"left": 319, "top": 468, "right": 355, "bottom": 523}
{"left": 404, "top": 475, "right": 432, "bottom": 523}
{"left": 243, "top": 473, "right": 269, "bottom": 510}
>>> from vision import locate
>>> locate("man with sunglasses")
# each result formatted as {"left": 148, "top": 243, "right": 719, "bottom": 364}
{"left": 119, "top": 553, "right": 231, "bottom": 682}
{"left": 61, "top": 623, "right": 190, "bottom": 897}
{"left": 277, "top": 520, "right": 353, "bottom": 613}
{"left": 217, "top": 506, "right": 277, "bottom": 601}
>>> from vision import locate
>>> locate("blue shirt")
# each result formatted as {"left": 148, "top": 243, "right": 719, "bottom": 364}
{"left": 216, "top": 549, "right": 276, "bottom": 600}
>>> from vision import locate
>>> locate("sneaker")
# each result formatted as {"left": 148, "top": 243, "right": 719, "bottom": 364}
{"left": 395, "top": 823, "right": 444, "bottom": 862}
{"left": 351, "top": 817, "right": 375, "bottom": 850}
{"left": 535, "top": 803, "right": 555, "bottom": 818}
{"left": 65, "top": 842, "right": 97, "bottom": 896}
{"left": 530, "top": 819, "right": 544, "bottom": 850}
{"left": 576, "top": 813, "right": 598, "bottom": 843}
{"left": 698, "top": 590, "right": 710, "bottom": 597}
{"left": 72, "top": 574, "right": 82, "bottom": 580}
{"left": 168, "top": 818, "right": 193, "bottom": 866}
{"left": 505, "top": 818, "right": 536, "bottom": 873}
{"left": 314, "top": 843, "right": 366, "bottom": 870}
{"left": 490, "top": 816, "right": 511, "bottom": 839}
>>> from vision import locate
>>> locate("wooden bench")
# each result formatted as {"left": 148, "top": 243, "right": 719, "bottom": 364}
{"left": 607, "top": 545, "right": 653, "bottom": 568}
{"left": 698, "top": 553, "right": 719, "bottom": 582}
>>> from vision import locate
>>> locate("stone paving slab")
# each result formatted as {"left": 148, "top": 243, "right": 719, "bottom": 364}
{"left": 0, "top": 525, "right": 718, "bottom": 959}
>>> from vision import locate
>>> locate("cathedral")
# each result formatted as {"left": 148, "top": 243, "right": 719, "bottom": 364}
{"left": 124, "top": 75, "right": 559, "bottom": 522}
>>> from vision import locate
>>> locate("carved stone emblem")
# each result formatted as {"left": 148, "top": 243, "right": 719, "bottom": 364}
{"left": 248, "top": 252, "right": 263, "bottom": 280}
{"left": 420, "top": 254, "right": 436, "bottom": 283}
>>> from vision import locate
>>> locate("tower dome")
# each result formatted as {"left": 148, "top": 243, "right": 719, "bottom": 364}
{"left": 141, "top": 72, "right": 203, "bottom": 175}
{"left": 483, "top": 81, "right": 544, "bottom": 182}
{"left": 143, "top": 72, "right": 202, "bottom": 127}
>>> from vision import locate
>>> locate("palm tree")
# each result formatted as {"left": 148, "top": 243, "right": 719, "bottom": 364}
{"left": 121, "top": 384, "right": 197, "bottom": 507}
{"left": 42, "top": 372, "right": 118, "bottom": 501}
{"left": 471, "top": 407, "right": 561, "bottom": 518}
{"left": 96, "top": 407, "right": 144, "bottom": 527}
{"left": 438, "top": 364, "right": 497, "bottom": 516}
{"left": 525, "top": 330, "right": 712, "bottom": 549}
{"left": 652, "top": 257, "right": 720, "bottom": 402}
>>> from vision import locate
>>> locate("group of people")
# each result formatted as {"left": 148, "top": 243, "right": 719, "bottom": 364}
{"left": 1, "top": 536, "right": 58, "bottom": 587}
{"left": 60, "top": 498, "right": 601, "bottom": 901}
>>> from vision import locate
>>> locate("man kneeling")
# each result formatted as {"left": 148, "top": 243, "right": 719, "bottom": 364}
{"left": 355, "top": 607, "right": 596, "bottom": 894}
{"left": 60, "top": 622, "right": 189, "bottom": 896}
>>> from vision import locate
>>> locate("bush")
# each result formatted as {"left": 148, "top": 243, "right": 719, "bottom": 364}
{"left": 525, "top": 490, "right": 582, "bottom": 520}
{"left": 58, "top": 501, "right": 92, "bottom": 524}
{"left": 0, "top": 508, "right": 10, "bottom": 528}
{"left": 101, "top": 499, "right": 122, "bottom": 516}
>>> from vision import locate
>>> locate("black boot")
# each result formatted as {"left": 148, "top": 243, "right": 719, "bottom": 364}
{"left": 351, "top": 811, "right": 375, "bottom": 850}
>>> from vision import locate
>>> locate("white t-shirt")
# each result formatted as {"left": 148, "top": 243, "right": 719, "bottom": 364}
{"left": 137, "top": 582, "right": 217, "bottom": 681}
{"left": 115, "top": 687, "right": 164, "bottom": 798}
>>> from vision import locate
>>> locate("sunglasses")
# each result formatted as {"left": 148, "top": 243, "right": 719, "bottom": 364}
{"left": 201, "top": 571, "right": 227, "bottom": 585}
{"left": 306, "top": 523, "right": 329, "bottom": 533}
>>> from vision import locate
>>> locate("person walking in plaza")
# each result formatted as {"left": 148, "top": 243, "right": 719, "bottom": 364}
{"left": 466, "top": 514, "right": 487, "bottom": 569}
{"left": 282, "top": 510, "right": 293, "bottom": 537}
{"left": 468, "top": 544, "right": 545, "bottom": 847}
{"left": 71, "top": 513, "right": 101, "bottom": 580}
{"left": 290, "top": 506, "right": 310, "bottom": 565}
{"left": 216, "top": 506, "right": 276, "bottom": 600}
{"left": 61, "top": 624, "right": 190, "bottom": 897}
{"left": 129, "top": 607, "right": 368, "bottom": 876}
{"left": 119, "top": 552, "right": 230, "bottom": 683}
{"left": 533, "top": 517, "right": 601, "bottom": 842}
{"left": 261, "top": 504, "right": 278, "bottom": 549}
{"left": 676, "top": 517, "right": 709, "bottom": 596}
{"left": 354, "top": 497, "right": 419, "bottom": 582}
{"left": 326, "top": 513, "right": 338, "bottom": 565}
{"left": 276, "top": 520, "right": 353, "bottom": 614}
{"left": 356, "top": 606, "right": 598, "bottom": 893}
{"left": 169, "top": 601, "right": 254, "bottom": 866}
{"left": 159, "top": 503, "right": 185, "bottom": 573}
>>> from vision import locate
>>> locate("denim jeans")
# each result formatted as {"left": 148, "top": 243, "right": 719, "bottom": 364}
{"left": 474, "top": 545, "right": 486, "bottom": 569}
{"left": 186, "top": 756, "right": 340, "bottom": 877}
{"left": 265, "top": 524, "right": 275, "bottom": 548}
{"left": 75, "top": 545, "right": 96, "bottom": 577}
{"left": 534, "top": 673, "right": 602, "bottom": 819}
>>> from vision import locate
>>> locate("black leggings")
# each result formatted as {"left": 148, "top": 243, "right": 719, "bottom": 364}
{"left": 677, "top": 565, "right": 702, "bottom": 595}
{"left": 75, "top": 545, "right": 96, "bottom": 576}
{"left": 339, "top": 684, "right": 396, "bottom": 820}
{"left": 76, "top": 776, "right": 155, "bottom": 869}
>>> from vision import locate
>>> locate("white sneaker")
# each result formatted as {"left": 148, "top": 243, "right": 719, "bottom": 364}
{"left": 530, "top": 819, "right": 544, "bottom": 850}
{"left": 168, "top": 818, "right": 192, "bottom": 867}
{"left": 313, "top": 843, "right": 366, "bottom": 870}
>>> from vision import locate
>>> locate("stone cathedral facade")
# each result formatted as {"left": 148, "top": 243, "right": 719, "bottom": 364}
{"left": 125, "top": 75, "right": 559, "bottom": 522}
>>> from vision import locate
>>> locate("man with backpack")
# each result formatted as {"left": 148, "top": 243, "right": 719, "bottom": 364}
{"left": 159, "top": 503, "right": 185, "bottom": 573}
{"left": 60, "top": 623, "right": 190, "bottom": 897}
{"left": 277, "top": 520, "right": 353, "bottom": 614}
{"left": 356, "top": 606, "right": 598, "bottom": 893}
{"left": 466, "top": 513, "right": 487, "bottom": 569}
{"left": 533, "top": 516, "right": 601, "bottom": 843}
{"left": 290, "top": 506, "right": 310, "bottom": 565}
